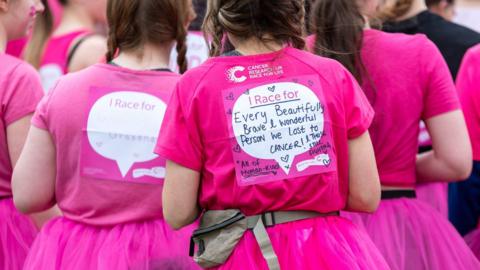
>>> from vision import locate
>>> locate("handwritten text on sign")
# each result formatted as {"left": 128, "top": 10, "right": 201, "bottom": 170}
{"left": 224, "top": 76, "right": 337, "bottom": 186}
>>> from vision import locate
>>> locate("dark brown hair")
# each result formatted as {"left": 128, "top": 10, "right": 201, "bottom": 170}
{"left": 106, "top": 0, "right": 192, "bottom": 73}
{"left": 202, "top": 0, "right": 306, "bottom": 57}
{"left": 311, "top": 0, "right": 365, "bottom": 82}
{"left": 24, "top": 0, "right": 69, "bottom": 68}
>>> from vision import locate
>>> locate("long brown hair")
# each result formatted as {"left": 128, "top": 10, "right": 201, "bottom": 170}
{"left": 106, "top": 0, "right": 191, "bottom": 74}
{"left": 311, "top": 0, "right": 365, "bottom": 83}
{"left": 202, "top": 0, "right": 306, "bottom": 57}
{"left": 24, "top": 0, "right": 68, "bottom": 68}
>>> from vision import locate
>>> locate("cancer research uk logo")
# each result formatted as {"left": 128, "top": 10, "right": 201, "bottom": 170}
{"left": 227, "top": 66, "right": 247, "bottom": 83}
{"left": 226, "top": 64, "right": 284, "bottom": 83}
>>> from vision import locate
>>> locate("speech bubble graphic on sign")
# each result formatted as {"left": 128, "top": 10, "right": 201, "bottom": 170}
{"left": 231, "top": 82, "right": 325, "bottom": 174}
{"left": 87, "top": 91, "right": 166, "bottom": 177}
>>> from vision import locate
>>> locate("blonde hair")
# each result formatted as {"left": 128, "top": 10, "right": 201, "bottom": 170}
{"left": 377, "top": 0, "right": 414, "bottom": 21}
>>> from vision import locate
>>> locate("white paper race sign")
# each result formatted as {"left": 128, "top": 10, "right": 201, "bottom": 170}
{"left": 81, "top": 87, "right": 168, "bottom": 184}
{"left": 223, "top": 75, "right": 337, "bottom": 186}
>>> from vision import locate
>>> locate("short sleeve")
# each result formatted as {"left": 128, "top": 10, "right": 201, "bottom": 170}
{"left": 338, "top": 67, "right": 375, "bottom": 139}
{"left": 456, "top": 47, "right": 480, "bottom": 137}
{"left": 3, "top": 63, "right": 44, "bottom": 126}
{"left": 420, "top": 39, "right": 460, "bottom": 120}
{"left": 155, "top": 83, "right": 204, "bottom": 171}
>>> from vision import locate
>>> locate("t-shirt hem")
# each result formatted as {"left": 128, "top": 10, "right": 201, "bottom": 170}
{"left": 155, "top": 145, "right": 202, "bottom": 172}
{"left": 4, "top": 108, "right": 36, "bottom": 126}
{"left": 347, "top": 110, "right": 375, "bottom": 139}
{"left": 423, "top": 102, "right": 460, "bottom": 120}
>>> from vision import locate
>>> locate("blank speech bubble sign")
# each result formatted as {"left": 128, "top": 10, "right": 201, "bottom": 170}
{"left": 87, "top": 91, "right": 166, "bottom": 177}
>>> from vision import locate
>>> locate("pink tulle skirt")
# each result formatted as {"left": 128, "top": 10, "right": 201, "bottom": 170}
{"left": 465, "top": 228, "right": 480, "bottom": 261}
{"left": 416, "top": 182, "right": 448, "bottom": 218}
{"left": 23, "top": 217, "right": 201, "bottom": 270}
{"left": 343, "top": 198, "right": 480, "bottom": 270}
{"left": 212, "top": 215, "right": 391, "bottom": 270}
{"left": 0, "top": 197, "right": 37, "bottom": 270}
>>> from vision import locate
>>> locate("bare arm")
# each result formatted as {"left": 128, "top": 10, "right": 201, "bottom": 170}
{"left": 345, "top": 131, "right": 381, "bottom": 213}
{"left": 416, "top": 110, "right": 472, "bottom": 182}
{"left": 68, "top": 35, "right": 107, "bottom": 73}
{"left": 7, "top": 115, "right": 32, "bottom": 168}
{"left": 162, "top": 160, "right": 200, "bottom": 230}
{"left": 12, "top": 126, "right": 56, "bottom": 214}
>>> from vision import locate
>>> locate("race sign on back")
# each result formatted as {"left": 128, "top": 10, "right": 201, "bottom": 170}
{"left": 223, "top": 75, "right": 337, "bottom": 186}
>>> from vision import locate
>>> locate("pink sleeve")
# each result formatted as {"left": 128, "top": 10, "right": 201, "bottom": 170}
{"left": 31, "top": 80, "right": 59, "bottom": 130}
{"left": 420, "top": 39, "right": 460, "bottom": 120}
{"left": 3, "top": 63, "right": 44, "bottom": 126}
{"left": 338, "top": 67, "right": 375, "bottom": 139}
{"left": 457, "top": 48, "right": 480, "bottom": 134}
{"left": 155, "top": 83, "right": 204, "bottom": 171}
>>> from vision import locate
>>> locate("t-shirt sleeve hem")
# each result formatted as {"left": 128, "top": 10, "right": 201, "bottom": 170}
{"left": 31, "top": 117, "right": 48, "bottom": 130}
{"left": 422, "top": 101, "right": 461, "bottom": 120}
{"left": 155, "top": 145, "right": 202, "bottom": 172}
{"left": 347, "top": 110, "right": 374, "bottom": 140}
{"left": 4, "top": 108, "right": 36, "bottom": 126}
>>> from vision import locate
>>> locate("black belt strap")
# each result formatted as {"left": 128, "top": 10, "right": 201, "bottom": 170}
{"left": 381, "top": 190, "right": 416, "bottom": 200}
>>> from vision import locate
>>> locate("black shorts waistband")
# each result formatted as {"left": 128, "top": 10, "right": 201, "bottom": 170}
{"left": 381, "top": 190, "right": 416, "bottom": 200}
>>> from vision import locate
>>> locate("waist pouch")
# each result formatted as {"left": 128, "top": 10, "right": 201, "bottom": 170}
{"left": 190, "top": 209, "right": 338, "bottom": 269}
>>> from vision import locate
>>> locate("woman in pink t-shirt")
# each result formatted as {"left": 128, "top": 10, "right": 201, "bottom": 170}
{"left": 157, "top": 0, "right": 390, "bottom": 269}
{"left": 310, "top": 0, "right": 479, "bottom": 269}
{"left": 457, "top": 44, "right": 480, "bottom": 260}
{"left": 23, "top": 0, "right": 108, "bottom": 92}
{"left": 0, "top": 0, "right": 45, "bottom": 269}
{"left": 12, "top": 0, "right": 201, "bottom": 269}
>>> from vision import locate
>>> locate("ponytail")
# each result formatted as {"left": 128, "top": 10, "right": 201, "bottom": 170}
{"left": 24, "top": 0, "right": 53, "bottom": 68}
{"left": 311, "top": 0, "right": 365, "bottom": 83}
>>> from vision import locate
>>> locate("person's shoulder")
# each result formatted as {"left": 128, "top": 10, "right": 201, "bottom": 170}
{"left": 286, "top": 47, "right": 345, "bottom": 71}
{"left": 423, "top": 14, "right": 480, "bottom": 46}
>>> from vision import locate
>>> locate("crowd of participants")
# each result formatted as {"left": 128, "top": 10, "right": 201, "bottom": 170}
{"left": 0, "top": 0, "right": 480, "bottom": 269}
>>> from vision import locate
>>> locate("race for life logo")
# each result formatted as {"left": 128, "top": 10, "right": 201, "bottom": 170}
{"left": 227, "top": 66, "right": 247, "bottom": 83}
{"left": 226, "top": 64, "right": 284, "bottom": 83}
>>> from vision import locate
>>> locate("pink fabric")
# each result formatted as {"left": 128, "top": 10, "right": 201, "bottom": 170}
{"left": 0, "top": 198, "right": 38, "bottom": 270}
{"left": 24, "top": 217, "right": 199, "bottom": 270}
{"left": 465, "top": 228, "right": 480, "bottom": 261}
{"left": 343, "top": 199, "right": 480, "bottom": 270}
{"left": 0, "top": 54, "right": 43, "bottom": 197}
{"left": 32, "top": 64, "right": 179, "bottom": 226}
{"left": 457, "top": 44, "right": 480, "bottom": 161}
{"left": 212, "top": 216, "right": 390, "bottom": 270}
{"left": 416, "top": 182, "right": 448, "bottom": 218}
{"left": 39, "top": 30, "right": 90, "bottom": 91}
{"left": 156, "top": 47, "right": 374, "bottom": 215}
{"left": 308, "top": 30, "right": 459, "bottom": 187}
{"left": 156, "top": 48, "right": 390, "bottom": 268}
{"left": 5, "top": 39, "right": 27, "bottom": 58}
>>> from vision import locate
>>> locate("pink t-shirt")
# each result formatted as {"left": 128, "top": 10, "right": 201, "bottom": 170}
{"left": 156, "top": 47, "right": 374, "bottom": 215}
{"left": 6, "top": 39, "right": 27, "bottom": 58}
{"left": 0, "top": 54, "right": 43, "bottom": 197}
{"left": 309, "top": 30, "right": 460, "bottom": 187}
{"left": 39, "top": 30, "right": 90, "bottom": 91}
{"left": 362, "top": 30, "right": 459, "bottom": 187}
{"left": 32, "top": 64, "right": 179, "bottom": 225}
{"left": 457, "top": 44, "right": 480, "bottom": 161}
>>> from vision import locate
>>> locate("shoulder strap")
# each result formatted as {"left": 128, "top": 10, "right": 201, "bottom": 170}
{"left": 66, "top": 33, "right": 95, "bottom": 71}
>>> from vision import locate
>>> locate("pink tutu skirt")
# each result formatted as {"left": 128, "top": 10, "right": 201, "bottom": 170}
{"left": 212, "top": 215, "right": 391, "bottom": 270}
{"left": 0, "top": 197, "right": 37, "bottom": 270}
{"left": 416, "top": 182, "right": 448, "bottom": 218}
{"left": 23, "top": 217, "right": 201, "bottom": 270}
{"left": 465, "top": 228, "right": 480, "bottom": 261}
{"left": 343, "top": 198, "right": 480, "bottom": 270}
